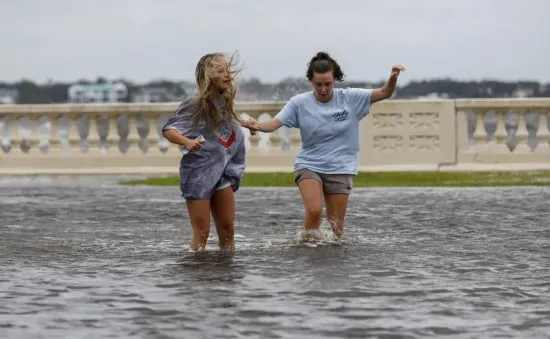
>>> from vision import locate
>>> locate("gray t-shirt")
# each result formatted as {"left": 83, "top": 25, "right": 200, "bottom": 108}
{"left": 162, "top": 95, "right": 246, "bottom": 200}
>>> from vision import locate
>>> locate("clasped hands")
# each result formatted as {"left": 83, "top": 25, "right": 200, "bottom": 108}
{"left": 241, "top": 118, "right": 259, "bottom": 135}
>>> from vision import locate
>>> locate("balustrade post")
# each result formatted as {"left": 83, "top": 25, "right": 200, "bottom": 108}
{"left": 535, "top": 110, "right": 550, "bottom": 154}
{"left": 56, "top": 116, "right": 69, "bottom": 152}
{"left": 488, "top": 108, "right": 510, "bottom": 154}
{"left": 455, "top": 109, "right": 471, "bottom": 152}
{"left": 48, "top": 115, "right": 61, "bottom": 153}
{"left": 103, "top": 114, "right": 118, "bottom": 154}
{"left": 67, "top": 115, "right": 82, "bottom": 152}
{"left": 514, "top": 109, "right": 531, "bottom": 153}
{"left": 0, "top": 117, "right": 9, "bottom": 152}
{"left": 18, "top": 116, "right": 33, "bottom": 153}
{"left": 88, "top": 113, "right": 101, "bottom": 152}
{"left": 126, "top": 114, "right": 141, "bottom": 154}
{"left": 472, "top": 109, "right": 488, "bottom": 153}
{"left": 9, "top": 116, "right": 20, "bottom": 154}
{"left": 257, "top": 112, "right": 272, "bottom": 153}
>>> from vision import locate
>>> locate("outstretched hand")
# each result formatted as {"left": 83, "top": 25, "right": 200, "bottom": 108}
{"left": 241, "top": 118, "right": 259, "bottom": 135}
{"left": 390, "top": 64, "right": 405, "bottom": 81}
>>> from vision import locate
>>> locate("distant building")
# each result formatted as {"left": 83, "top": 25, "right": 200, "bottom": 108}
{"left": 68, "top": 82, "right": 128, "bottom": 103}
{"left": 415, "top": 92, "right": 450, "bottom": 100}
{"left": 512, "top": 87, "right": 534, "bottom": 98}
{"left": 132, "top": 82, "right": 193, "bottom": 103}
{"left": 132, "top": 87, "right": 179, "bottom": 103}
{"left": 0, "top": 88, "right": 18, "bottom": 104}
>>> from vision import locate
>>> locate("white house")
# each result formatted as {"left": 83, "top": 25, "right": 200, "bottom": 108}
{"left": 0, "top": 88, "right": 18, "bottom": 104}
{"left": 68, "top": 82, "right": 128, "bottom": 103}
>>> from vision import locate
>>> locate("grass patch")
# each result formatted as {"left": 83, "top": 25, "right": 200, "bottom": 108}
{"left": 119, "top": 171, "right": 550, "bottom": 187}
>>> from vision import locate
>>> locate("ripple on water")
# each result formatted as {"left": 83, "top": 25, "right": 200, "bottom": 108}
{"left": 1, "top": 180, "right": 550, "bottom": 338}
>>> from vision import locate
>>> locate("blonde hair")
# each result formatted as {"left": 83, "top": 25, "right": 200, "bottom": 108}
{"left": 181, "top": 52, "right": 243, "bottom": 134}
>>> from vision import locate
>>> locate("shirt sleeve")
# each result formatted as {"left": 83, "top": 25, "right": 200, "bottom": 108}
{"left": 161, "top": 98, "right": 198, "bottom": 137}
{"left": 345, "top": 88, "right": 373, "bottom": 120}
{"left": 274, "top": 97, "right": 299, "bottom": 128}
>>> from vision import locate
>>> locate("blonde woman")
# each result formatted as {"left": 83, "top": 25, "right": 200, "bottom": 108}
{"left": 162, "top": 52, "right": 256, "bottom": 251}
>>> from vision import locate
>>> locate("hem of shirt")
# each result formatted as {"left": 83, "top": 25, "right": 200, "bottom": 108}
{"left": 162, "top": 126, "right": 180, "bottom": 133}
{"left": 293, "top": 164, "right": 358, "bottom": 176}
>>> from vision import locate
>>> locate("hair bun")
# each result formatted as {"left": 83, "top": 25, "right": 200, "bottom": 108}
{"left": 306, "top": 51, "right": 345, "bottom": 82}
{"left": 315, "top": 51, "right": 331, "bottom": 60}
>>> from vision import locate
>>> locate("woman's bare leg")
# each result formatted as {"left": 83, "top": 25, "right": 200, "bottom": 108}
{"left": 210, "top": 186, "right": 236, "bottom": 251}
{"left": 324, "top": 193, "right": 349, "bottom": 238}
{"left": 297, "top": 179, "right": 324, "bottom": 240}
{"left": 186, "top": 199, "right": 211, "bottom": 250}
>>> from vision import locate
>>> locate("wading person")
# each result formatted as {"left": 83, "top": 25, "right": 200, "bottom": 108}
{"left": 162, "top": 52, "right": 257, "bottom": 251}
{"left": 250, "top": 51, "right": 405, "bottom": 239}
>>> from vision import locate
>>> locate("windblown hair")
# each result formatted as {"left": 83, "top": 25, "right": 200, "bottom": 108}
{"left": 306, "top": 51, "right": 345, "bottom": 82}
{"left": 179, "top": 52, "right": 243, "bottom": 134}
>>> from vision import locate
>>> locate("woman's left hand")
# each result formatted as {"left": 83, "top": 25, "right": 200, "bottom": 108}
{"left": 390, "top": 65, "right": 406, "bottom": 80}
{"left": 242, "top": 118, "right": 258, "bottom": 135}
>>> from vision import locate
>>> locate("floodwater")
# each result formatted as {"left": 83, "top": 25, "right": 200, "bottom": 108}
{"left": 1, "top": 177, "right": 549, "bottom": 339}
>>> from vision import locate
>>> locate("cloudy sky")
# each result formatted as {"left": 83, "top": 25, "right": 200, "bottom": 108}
{"left": 2, "top": 0, "right": 549, "bottom": 84}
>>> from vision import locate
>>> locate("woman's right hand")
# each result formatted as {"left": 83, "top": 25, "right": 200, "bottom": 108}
{"left": 184, "top": 138, "right": 204, "bottom": 152}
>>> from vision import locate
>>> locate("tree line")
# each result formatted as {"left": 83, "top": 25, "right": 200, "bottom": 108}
{"left": 0, "top": 76, "right": 548, "bottom": 104}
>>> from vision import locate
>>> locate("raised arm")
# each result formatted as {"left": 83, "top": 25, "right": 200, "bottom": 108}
{"left": 370, "top": 64, "right": 405, "bottom": 104}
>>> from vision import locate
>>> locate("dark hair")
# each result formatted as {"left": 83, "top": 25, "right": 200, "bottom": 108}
{"left": 306, "top": 51, "right": 345, "bottom": 82}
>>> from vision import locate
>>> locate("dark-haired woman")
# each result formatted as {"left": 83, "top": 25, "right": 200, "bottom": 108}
{"left": 251, "top": 51, "right": 405, "bottom": 239}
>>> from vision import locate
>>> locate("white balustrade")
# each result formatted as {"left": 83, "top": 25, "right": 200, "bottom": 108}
{"left": 1, "top": 98, "right": 549, "bottom": 175}
{"left": 455, "top": 99, "right": 550, "bottom": 169}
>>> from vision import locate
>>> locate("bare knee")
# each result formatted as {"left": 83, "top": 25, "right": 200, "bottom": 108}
{"left": 297, "top": 177, "right": 324, "bottom": 229}
{"left": 305, "top": 206, "right": 323, "bottom": 222}
{"left": 217, "top": 222, "right": 234, "bottom": 236}
{"left": 195, "top": 228, "right": 210, "bottom": 241}
{"left": 191, "top": 216, "right": 210, "bottom": 240}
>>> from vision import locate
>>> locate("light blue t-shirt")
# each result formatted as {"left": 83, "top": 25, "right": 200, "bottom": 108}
{"left": 274, "top": 87, "right": 373, "bottom": 175}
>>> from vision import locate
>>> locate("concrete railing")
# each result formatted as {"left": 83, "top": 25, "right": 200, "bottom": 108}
{"left": 0, "top": 99, "right": 549, "bottom": 175}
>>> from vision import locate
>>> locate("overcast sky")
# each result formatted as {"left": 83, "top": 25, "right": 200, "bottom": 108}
{"left": 2, "top": 0, "right": 549, "bottom": 84}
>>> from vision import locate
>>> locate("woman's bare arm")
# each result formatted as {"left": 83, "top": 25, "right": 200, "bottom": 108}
{"left": 163, "top": 129, "right": 191, "bottom": 146}
{"left": 370, "top": 64, "right": 405, "bottom": 104}
{"left": 254, "top": 118, "right": 283, "bottom": 133}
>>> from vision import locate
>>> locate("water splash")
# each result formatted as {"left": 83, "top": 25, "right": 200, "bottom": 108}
{"left": 294, "top": 220, "right": 340, "bottom": 247}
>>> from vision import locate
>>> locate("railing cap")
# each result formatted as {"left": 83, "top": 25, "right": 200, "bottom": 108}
{"left": 1, "top": 99, "right": 549, "bottom": 116}
{"left": 455, "top": 98, "right": 550, "bottom": 108}
{"left": 0, "top": 101, "right": 289, "bottom": 115}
